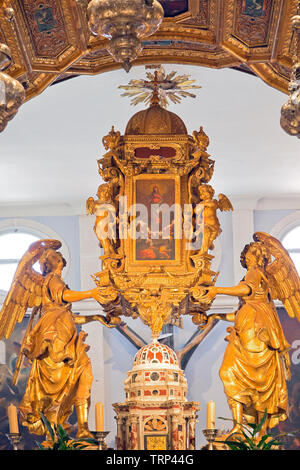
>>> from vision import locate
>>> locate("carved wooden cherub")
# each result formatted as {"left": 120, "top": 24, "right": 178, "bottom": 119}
{"left": 87, "top": 182, "right": 118, "bottom": 256}
{"left": 196, "top": 184, "right": 233, "bottom": 254}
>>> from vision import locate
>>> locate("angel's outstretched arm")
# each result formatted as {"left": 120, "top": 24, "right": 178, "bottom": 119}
{"left": 72, "top": 314, "right": 117, "bottom": 328}
{"left": 201, "top": 283, "right": 250, "bottom": 302}
{"left": 63, "top": 287, "right": 102, "bottom": 303}
{"left": 214, "top": 284, "right": 250, "bottom": 297}
{"left": 208, "top": 312, "right": 237, "bottom": 322}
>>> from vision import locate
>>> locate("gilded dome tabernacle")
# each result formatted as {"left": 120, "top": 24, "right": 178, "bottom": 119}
{"left": 125, "top": 103, "right": 187, "bottom": 136}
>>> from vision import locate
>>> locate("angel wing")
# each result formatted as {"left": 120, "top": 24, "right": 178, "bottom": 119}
{"left": 254, "top": 231, "right": 300, "bottom": 321}
{"left": 218, "top": 194, "right": 234, "bottom": 212}
{"left": 0, "top": 239, "right": 61, "bottom": 339}
{"left": 86, "top": 196, "right": 96, "bottom": 215}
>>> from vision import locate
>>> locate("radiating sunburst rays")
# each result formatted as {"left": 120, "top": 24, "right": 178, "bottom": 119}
{"left": 119, "top": 65, "right": 201, "bottom": 107}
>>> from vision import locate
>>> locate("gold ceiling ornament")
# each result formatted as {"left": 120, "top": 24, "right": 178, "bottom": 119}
{"left": 87, "top": 71, "right": 233, "bottom": 339}
{"left": 0, "top": 43, "right": 25, "bottom": 133}
{"left": 280, "top": 5, "right": 300, "bottom": 139}
{"left": 1, "top": 1, "right": 300, "bottom": 101}
{"left": 85, "top": 0, "right": 164, "bottom": 72}
{"left": 119, "top": 65, "right": 202, "bottom": 108}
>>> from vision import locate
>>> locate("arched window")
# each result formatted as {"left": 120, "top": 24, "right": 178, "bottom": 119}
{"left": 0, "top": 230, "right": 41, "bottom": 292}
{"left": 0, "top": 219, "right": 70, "bottom": 296}
{"left": 281, "top": 225, "right": 300, "bottom": 273}
{"left": 270, "top": 211, "right": 300, "bottom": 275}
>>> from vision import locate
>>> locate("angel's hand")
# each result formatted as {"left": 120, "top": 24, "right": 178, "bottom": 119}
{"left": 192, "top": 312, "right": 208, "bottom": 329}
{"left": 195, "top": 313, "right": 217, "bottom": 329}
{"left": 95, "top": 315, "right": 118, "bottom": 328}
{"left": 197, "top": 286, "right": 218, "bottom": 304}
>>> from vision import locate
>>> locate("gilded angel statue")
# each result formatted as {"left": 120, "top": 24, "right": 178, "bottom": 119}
{"left": 0, "top": 239, "right": 116, "bottom": 439}
{"left": 196, "top": 184, "right": 233, "bottom": 254}
{"left": 197, "top": 232, "right": 300, "bottom": 437}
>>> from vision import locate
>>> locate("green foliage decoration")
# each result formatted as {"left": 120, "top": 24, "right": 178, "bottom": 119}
{"left": 36, "top": 413, "right": 98, "bottom": 451}
{"left": 219, "top": 410, "right": 300, "bottom": 451}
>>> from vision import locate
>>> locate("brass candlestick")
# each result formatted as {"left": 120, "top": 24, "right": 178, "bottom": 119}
{"left": 6, "top": 433, "right": 22, "bottom": 450}
{"left": 93, "top": 431, "right": 110, "bottom": 450}
{"left": 203, "top": 429, "right": 218, "bottom": 451}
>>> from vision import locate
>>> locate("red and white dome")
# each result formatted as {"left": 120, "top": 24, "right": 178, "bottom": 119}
{"left": 133, "top": 339, "right": 179, "bottom": 371}
{"left": 124, "top": 340, "right": 187, "bottom": 403}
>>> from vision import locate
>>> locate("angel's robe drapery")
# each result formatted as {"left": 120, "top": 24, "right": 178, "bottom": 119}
{"left": 219, "top": 266, "right": 291, "bottom": 429}
{"left": 19, "top": 272, "right": 93, "bottom": 435}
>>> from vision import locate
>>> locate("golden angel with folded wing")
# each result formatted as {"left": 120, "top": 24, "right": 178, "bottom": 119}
{"left": 0, "top": 239, "right": 117, "bottom": 439}
{"left": 198, "top": 232, "right": 300, "bottom": 437}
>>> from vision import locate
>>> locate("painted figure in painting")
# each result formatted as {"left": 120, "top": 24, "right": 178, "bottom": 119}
{"left": 198, "top": 232, "right": 300, "bottom": 437}
{"left": 0, "top": 239, "right": 116, "bottom": 439}
{"left": 149, "top": 185, "right": 163, "bottom": 204}
{"left": 196, "top": 184, "right": 233, "bottom": 254}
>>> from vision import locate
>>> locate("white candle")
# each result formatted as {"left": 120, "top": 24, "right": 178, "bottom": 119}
{"left": 8, "top": 404, "right": 19, "bottom": 434}
{"left": 95, "top": 402, "right": 104, "bottom": 432}
{"left": 206, "top": 400, "right": 215, "bottom": 430}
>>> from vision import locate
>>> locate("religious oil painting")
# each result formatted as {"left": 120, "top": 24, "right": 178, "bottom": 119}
{"left": 133, "top": 175, "right": 180, "bottom": 263}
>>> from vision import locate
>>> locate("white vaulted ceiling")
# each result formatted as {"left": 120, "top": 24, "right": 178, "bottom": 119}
{"left": 0, "top": 63, "right": 299, "bottom": 214}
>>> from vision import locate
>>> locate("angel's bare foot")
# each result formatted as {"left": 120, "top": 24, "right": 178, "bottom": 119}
{"left": 220, "top": 425, "right": 243, "bottom": 441}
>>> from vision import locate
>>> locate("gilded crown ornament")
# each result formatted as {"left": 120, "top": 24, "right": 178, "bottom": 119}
{"left": 86, "top": 0, "right": 164, "bottom": 72}
{"left": 0, "top": 43, "right": 25, "bottom": 133}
